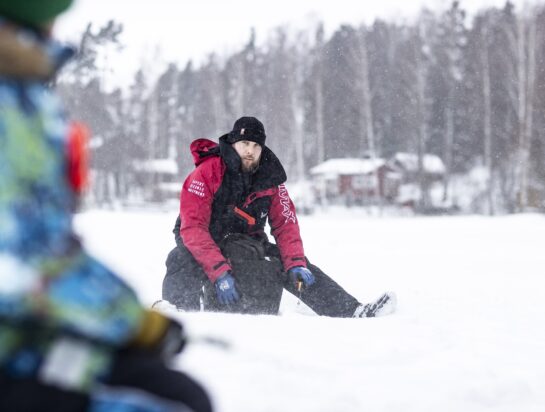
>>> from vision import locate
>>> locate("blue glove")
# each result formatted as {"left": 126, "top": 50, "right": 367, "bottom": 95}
{"left": 288, "top": 266, "right": 315, "bottom": 288}
{"left": 215, "top": 272, "right": 240, "bottom": 305}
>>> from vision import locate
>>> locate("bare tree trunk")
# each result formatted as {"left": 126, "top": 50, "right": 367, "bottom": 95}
{"left": 358, "top": 29, "right": 375, "bottom": 157}
{"left": 293, "top": 102, "right": 305, "bottom": 182}
{"left": 357, "top": 29, "right": 381, "bottom": 210}
{"left": 480, "top": 22, "right": 494, "bottom": 215}
{"left": 168, "top": 72, "right": 179, "bottom": 160}
{"left": 148, "top": 88, "right": 158, "bottom": 160}
{"left": 289, "top": 56, "right": 305, "bottom": 183}
{"left": 516, "top": 16, "right": 527, "bottom": 211}
{"left": 515, "top": 15, "right": 536, "bottom": 212}
{"left": 211, "top": 71, "right": 226, "bottom": 135}
{"left": 232, "top": 56, "right": 246, "bottom": 116}
{"left": 521, "top": 16, "right": 536, "bottom": 210}
{"left": 315, "top": 66, "right": 325, "bottom": 165}
{"left": 442, "top": 104, "right": 454, "bottom": 202}
{"left": 416, "top": 43, "right": 429, "bottom": 210}
{"left": 314, "top": 56, "right": 326, "bottom": 205}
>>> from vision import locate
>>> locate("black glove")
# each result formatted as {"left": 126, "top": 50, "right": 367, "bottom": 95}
{"left": 156, "top": 318, "right": 186, "bottom": 359}
{"left": 130, "top": 310, "right": 186, "bottom": 360}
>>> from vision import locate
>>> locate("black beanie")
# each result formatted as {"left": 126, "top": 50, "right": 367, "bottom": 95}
{"left": 225, "top": 116, "right": 266, "bottom": 147}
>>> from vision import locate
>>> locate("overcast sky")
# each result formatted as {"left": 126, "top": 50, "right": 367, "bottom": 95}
{"left": 54, "top": 0, "right": 539, "bottom": 87}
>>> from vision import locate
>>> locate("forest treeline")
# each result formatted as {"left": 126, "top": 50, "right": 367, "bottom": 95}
{"left": 57, "top": 1, "right": 545, "bottom": 214}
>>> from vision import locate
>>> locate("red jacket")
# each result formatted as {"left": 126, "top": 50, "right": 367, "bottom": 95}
{"left": 179, "top": 138, "right": 306, "bottom": 282}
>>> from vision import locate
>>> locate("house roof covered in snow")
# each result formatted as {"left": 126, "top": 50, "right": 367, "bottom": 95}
{"left": 389, "top": 152, "right": 446, "bottom": 174}
{"left": 310, "top": 158, "right": 386, "bottom": 178}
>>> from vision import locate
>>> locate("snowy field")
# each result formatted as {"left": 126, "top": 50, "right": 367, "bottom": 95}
{"left": 74, "top": 208, "right": 545, "bottom": 412}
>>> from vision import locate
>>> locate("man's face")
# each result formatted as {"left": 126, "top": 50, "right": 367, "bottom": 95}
{"left": 232, "top": 140, "right": 262, "bottom": 173}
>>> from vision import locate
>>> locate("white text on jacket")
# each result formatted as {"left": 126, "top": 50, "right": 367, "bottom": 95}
{"left": 278, "top": 184, "right": 296, "bottom": 224}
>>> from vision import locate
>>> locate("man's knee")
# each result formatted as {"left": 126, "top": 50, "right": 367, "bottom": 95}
{"left": 163, "top": 247, "right": 204, "bottom": 311}
{"left": 203, "top": 258, "right": 284, "bottom": 315}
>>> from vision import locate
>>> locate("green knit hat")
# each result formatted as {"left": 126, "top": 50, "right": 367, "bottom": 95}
{"left": 0, "top": 0, "right": 74, "bottom": 28}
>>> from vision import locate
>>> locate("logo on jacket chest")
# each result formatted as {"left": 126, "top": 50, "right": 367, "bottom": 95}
{"left": 242, "top": 198, "right": 269, "bottom": 224}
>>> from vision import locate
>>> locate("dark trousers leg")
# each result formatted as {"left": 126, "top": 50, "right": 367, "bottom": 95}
{"left": 162, "top": 247, "right": 207, "bottom": 311}
{"left": 0, "top": 372, "right": 89, "bottom": 412}
{"left": 284, "top": 259, "right": 361, "bottom": 318}
{"left": 102, "top": 350, "right": 213, "bottom": 412}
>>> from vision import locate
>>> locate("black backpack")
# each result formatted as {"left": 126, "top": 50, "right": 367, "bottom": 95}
{"left": 202, "top": 234, "right": 285, "bottom": 315}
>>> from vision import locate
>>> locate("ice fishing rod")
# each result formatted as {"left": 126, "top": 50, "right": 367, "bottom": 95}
{"left": 296, "top": 280, "right": 303, "bottom": 306}
{"left": 187, "top": 335, "right": 231, "bottom": 350}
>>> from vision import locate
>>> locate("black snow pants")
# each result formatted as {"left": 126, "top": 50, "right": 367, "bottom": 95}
{"left": 0, "top": 350, "right": 212, "bottom": 412}
{"left": 162, "top": 234, "right": 361, "bottom": 317}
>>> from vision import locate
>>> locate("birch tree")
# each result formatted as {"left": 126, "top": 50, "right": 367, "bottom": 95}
{"left": 516, "top": 14, "right": 537, "bottom": 211}
{"left": 408, "top": 18, "right": 433, "bottom": 209}
{"left": 504, "top": 9, "right": 538, "bottom": 211}
{"left": 479, "top": 19, "right": 494, "bottom": 214}
{"left": 314, "top": 25, "right": 326, "bottom": 166}
{"left": 435, "top": 2, "right": 467, "bottom": 202}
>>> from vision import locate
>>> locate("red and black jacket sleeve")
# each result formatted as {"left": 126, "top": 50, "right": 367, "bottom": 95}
{"left": 268, "top": 184, "right": 307, "bottom": 271}
{"left": 179, "top": 158, "right": 231, "bottom": 282}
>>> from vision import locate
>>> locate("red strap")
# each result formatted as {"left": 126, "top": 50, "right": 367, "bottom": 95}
{"left": 66, "top": 122, "right": 90, "bottom": 194}
{"left": 234, "top": 207, "right": 256, "bottom": 226}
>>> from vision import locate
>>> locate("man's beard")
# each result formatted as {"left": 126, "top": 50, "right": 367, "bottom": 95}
{"left": 241, "top": 158, "right": 259, "bottom": 173}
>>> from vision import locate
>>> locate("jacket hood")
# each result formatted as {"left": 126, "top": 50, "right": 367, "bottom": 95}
{"left": 190, "top": 136, "right": 287, "bottom": 190}
{"left": 0, "top": 21, "right": 74, "bottom": 80}
{"left": 190, "top": 138, "right": 220, "bottom": 166}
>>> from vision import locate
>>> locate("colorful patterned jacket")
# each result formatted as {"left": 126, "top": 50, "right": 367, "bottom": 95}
{"left": 0, "top": 20, "right": 144, "bottom": 390}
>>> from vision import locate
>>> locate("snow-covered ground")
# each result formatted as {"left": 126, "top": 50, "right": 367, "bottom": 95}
{"left": 74, "top": 208, "right": 545, "bottom": 412}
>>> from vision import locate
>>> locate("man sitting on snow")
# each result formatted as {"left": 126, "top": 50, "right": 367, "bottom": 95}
{"left": 160, "top": 116, "right": 396, "bottom": 318}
